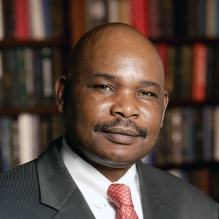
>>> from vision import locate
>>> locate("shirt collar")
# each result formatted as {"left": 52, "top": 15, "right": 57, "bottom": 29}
{"left": 60, "top": 137, "right": 138, "bottom": 208}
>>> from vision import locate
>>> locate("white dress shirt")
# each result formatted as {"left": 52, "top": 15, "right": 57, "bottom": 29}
{"left": 60, "top": 137, "right": 143, "bottom": 219}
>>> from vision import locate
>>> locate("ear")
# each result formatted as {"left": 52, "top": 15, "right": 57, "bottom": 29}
{"left": 161, "top": 91, "right": 169, "bottom": 128}
{"left": 55, "top": 75, "right": 68, "bottom": 113}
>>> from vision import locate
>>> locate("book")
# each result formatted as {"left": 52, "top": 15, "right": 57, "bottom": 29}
{"left": 159, "top": 0, "right": 174, "bottom": 37}
{"left": 0, "top": 0, "right": 4, "bottom": 39}
{"left": 2, "top": 0, "right": 15, "bottom": 38}
{"left": 168, "top": 108, "right": 185, "bottom": 164}
{"left": 183, "top": 107, "right": 196, "bottom": 163}
{"left": 212, "top": 45, "right": 219, "bottom": 98}
{"left": 206, "top": 45, "right": 214, "bottom": 99}
{"left": 42, "top": 0, "right": 51, "bottom": 38}
{"left": 0, "top": 117, "right": 12, "bottom": 172}
{"left": 7, "top": 49, "right": 19, "bottom": 107}
{"left": 33, "top": 48, "right": 43, "bottom": 106}
{"left": 213, "top": 106, "right": 219, "bottom": 161}
{"left": 23, "top": 48, "right": 37, "bottom": 107}
{"left": 198, "top": 0, "right": 207, "bottom": 37}
{"left": 0, "top": 51, "right": 3, "bottom": 107}
{"left": 40, "top": 47, "right": 54, "bottom": 106}
{"left": 173, "top": 0, "right": 188, "bottom": 36}
{"left": 148, "top": 0, "right": 161, "bottom": 38}
{"left": 48, "top": 0, "right": 65, "bottom": 38}
{"left": 194, "top": 109, "right": 204, "bottom": 161}
{"left": 86, "top": 0, "right": 107, "bottom": 30}
{"left": 16, "top": 48, "right": 28, "bottom": 107}
{"left": 192, "top": 43, "right": 207, "bottom": 102}
{"left": 206, "top": 0, "right": 217, "bottom": 37}
{"left": 14, "top": 0, "right": 30, "bottom": 39}
{"left": 156, "top": 43, "right": 168, "bottom": 80}
{"left": 118, "top": 0, "right": 131, "bottom": 25}
{"left": 165, "top": 46, "right": 176, "bottom": 99}
{"left": 180, "top": 45, "right": 193, "bottom": 100}
{"left": 107, "top": 0, "right": 119, "bottom": 23}
{"left": 29, "top": 0, "right": 45, "bottom": 39}
{"left": 17, "top": 113, "right": 41, "bottom": 165}
{"left": 1, "top": 49, "right": 14, "bottom": 107}
{"left": 131, "top": 0, "right": 149, "bottom": 36}
{"left": 202, "top": 106, "right": 214, "bottom": 161}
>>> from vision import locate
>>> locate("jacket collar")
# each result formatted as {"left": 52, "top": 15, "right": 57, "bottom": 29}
{"left": 36, "top": 137, "right": 95, "bottom": 218}
{"left": 36, "top": 137, "right": 173, "bottom": 218}
{"left": 137, "top": 161, "right": 174, "bottom": 219}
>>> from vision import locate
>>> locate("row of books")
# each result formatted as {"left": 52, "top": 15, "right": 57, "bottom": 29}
{"left": 143, "top": 106, "right": 219, "bottom": 166}
{"left": 0, "top": 47, "right": 63, "bottom": 108}
{"left": 168, "top": 168, "right": 219, "bottom": 202}
{"left": 155, "top": 43, "right": 219, "bottom": 102}
{"left": 0, "top": 0, "right": 66, "bottom": 40}
{"left": 86, "top": 0, "right": 219, "bottom": 38}
{"left": 0, "top": 113, "right": 66, "bottom": 173}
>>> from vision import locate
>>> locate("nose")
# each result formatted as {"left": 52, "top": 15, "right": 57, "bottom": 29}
{"left": 110, "top": 91, "right": 140, "bottom": 119}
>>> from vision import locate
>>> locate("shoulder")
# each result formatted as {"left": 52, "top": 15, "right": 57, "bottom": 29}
{"left": 0, "top": 160, "right": 37, "bottom": 182}
{"left": 137, "top": 161, "right": 219, "bottom": 218}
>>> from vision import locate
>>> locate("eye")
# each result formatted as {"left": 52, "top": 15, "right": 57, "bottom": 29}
{"left": 93, "top": 84, "right": 111, "bottom": 90}
{"left": 137, "top": 91, "right": 158, "bottom": 98}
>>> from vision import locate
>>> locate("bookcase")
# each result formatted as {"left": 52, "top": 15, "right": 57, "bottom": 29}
{"left": 0, "top": 0, "right": 219, "bottom": 202}
{"left": 0, "top": 0, "right": 72, "bottom": 170}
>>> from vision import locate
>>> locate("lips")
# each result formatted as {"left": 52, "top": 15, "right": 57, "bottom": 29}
{"left": 102, "top": 127, "right": 141, "bottom": 145}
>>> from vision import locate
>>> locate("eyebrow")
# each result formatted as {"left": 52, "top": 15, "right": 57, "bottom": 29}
{"left": 88, "top": 73, "right": 116, "bottom": 81}
{"left": 140, "top": 80, "right": 161, "bottom": 92}
{"left": 89, "top": 73, "right": 162, "bottom": 92}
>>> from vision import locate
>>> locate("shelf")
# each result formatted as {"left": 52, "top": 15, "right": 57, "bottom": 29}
{"left": 0, "top": 39, "right": 69, "bottom": 48}
{"left": 155, "top": 161, "right": 219, "bottom": 171}
{"left": 0, "top": 106, "right": 59, "bottom": 116}
{"left": 150, "top": 37, "right": 219, "bottom": 45}
{"left": 168, "top": 99, "right": 219, "bottom": 108}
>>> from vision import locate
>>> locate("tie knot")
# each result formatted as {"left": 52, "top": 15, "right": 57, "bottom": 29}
{"left": 107, "top": 184, "right": 133, "bottom": 207}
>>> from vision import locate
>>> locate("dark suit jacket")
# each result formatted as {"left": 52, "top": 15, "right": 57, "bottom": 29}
{"left": 0, "top": 137, "right": 218, "bottom": 219}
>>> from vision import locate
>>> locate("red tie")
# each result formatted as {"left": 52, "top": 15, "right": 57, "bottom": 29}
{"left": 107, "top": 183, "right": 139, "bottom": 219}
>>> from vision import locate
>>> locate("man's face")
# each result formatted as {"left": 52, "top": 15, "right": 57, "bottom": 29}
{"left": 65, "top": 35, "right": 168, "bottom": 169}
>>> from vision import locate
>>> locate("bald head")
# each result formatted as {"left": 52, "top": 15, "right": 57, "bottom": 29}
{"left": 68, "top": 23, "right": 164, "bottom": 86}
{"left": 56, "top": 23, "right": 168, "bottom": 175}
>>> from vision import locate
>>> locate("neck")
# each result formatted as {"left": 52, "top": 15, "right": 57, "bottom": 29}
{"left": 66, "top": 137, "right": 132, "bottom": 182}
{"left": 90, "top": 162, "right": 132, "bottom": 182}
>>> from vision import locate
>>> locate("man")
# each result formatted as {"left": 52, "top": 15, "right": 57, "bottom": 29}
{"left": 0, "top": 23, "right": 218, "bottom": 218}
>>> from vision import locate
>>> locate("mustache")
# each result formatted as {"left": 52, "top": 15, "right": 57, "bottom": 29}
{"left": 94, "top": 117, "right": 147, "bottom": 138}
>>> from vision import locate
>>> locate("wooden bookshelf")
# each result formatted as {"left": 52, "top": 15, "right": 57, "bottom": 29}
{"left": 0, "top": 0, "right": 219, "bottom": 202}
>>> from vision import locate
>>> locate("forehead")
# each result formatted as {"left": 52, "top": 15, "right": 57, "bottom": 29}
{"left": 82, "top": 38, "right": 164, "bottom": 87}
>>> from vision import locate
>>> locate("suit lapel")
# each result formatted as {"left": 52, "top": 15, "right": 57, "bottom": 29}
{"left": 36, "top": 137, "right": 95, "bottom": 219}
{"left": 137, "top": 162, "right": 174, "bottom": 219}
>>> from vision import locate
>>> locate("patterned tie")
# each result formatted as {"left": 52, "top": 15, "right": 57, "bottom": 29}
{"left": 107, "top": 183, "right": 139, "bottom": 219}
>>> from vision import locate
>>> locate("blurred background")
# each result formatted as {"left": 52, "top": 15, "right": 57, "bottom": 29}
{"left": 0, "top": 0, "right": 219, "bottom": 202}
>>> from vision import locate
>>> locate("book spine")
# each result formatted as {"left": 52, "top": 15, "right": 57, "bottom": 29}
{"left": 29, "top": 0, "right": 45, "bottom": 39}
{"left": 0, "top": 0, "right": 4, "bottom": 39}
{"left": 192, "top": 43, "right": 207, "bottom": 102}
{"left": 14, "top": 0, "right": 30, "bottom": 39}
{"left": 0, "top": 117, "right": 11, "bottom": 172}
{"left": 0, "top": 51, "right": 3, "bottom": 108}
{"left": 86, "top": 0, "right": 107, "bottom": 30}
{"left": 131, "top": 0, "right": 149, "bottom": 36}
{"left": 41, "top": 47, "right": 53, "bottom": 106}
{"left": 214, "top": 106, "right": 219, "bottom": 161}
{"left": 16, "top": 48, "right": 28, "bottom": 107}
{"left": 206, "top": 0, "right": 216, "bottom": 37}
{"left": 118, "top": 0, "right": 131, "bottom": 24}
{"left": 18, "top": 113, "right": 40, "bottom": 165}
{"left": 107, "top": 0, "right": 119, "bottom": 23}
{"left": 23, "top": 48, "right": 37, "bottom": 107}
{"left": 42, "top": 0, "right": 51, "bottom": 38}
{"left": 2, "top": 0, "right": 15, "bottom": 38}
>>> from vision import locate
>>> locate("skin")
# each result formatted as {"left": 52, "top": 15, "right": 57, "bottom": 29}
{"left": 55, "top": 23, "right": 169, "bottom": 182}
